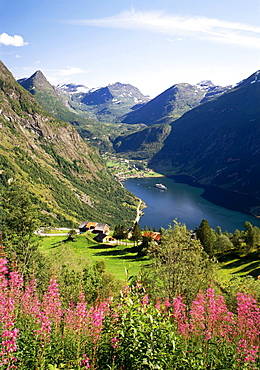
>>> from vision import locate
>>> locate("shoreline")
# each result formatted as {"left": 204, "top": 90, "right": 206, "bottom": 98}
{"left": 167, "top": 174, "right": 260, "bottom": 218}
{"left": 134, "top": 198, "right": 146, "bottom": 224}
{"left": 125, "top": 174, "right": 260, "bottom": 221}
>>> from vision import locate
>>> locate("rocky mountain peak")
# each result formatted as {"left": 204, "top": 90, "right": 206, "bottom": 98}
{"left": 18, "top": 70, "right": 52, "bottom": 94}
{"left": 196, "top": 80, "right": 215, "bottom": 90}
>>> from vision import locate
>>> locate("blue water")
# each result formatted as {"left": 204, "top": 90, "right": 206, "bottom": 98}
{"left": 124, "top": 177, "right": 260, "bottom": 232}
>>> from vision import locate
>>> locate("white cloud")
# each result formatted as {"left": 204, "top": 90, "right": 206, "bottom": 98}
{"left": 0, "top": 33, "right": 28, "bottom": 47}
{"left": 46, "top": 66, "right": 86, "bottom": 85}
{"left": 56, "top": 66, "right": 85, "bottom": 76}
{"left": 64, "top": 9, "right": 260, "bottom": 49}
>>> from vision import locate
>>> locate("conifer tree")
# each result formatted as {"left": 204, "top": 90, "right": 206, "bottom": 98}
{"left": 131, "top": 222, "right": 142, "bottom": 246}
{"left": 113, "top": 224, "right": 126, "bottom": 240}
{"left": 244, "top": 221, "right": 260, "bottom": 249}
{"left": 196, "top": 219, "right": 216, "bottom": 257}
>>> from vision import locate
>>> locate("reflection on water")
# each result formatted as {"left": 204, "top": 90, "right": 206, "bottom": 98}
{"left": 124, "top": 177, "right": 260, "bottom": 232}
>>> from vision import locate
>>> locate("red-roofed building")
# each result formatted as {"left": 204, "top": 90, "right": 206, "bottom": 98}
{"left": 143, "top": 231, "right": 161, "bottom": 242}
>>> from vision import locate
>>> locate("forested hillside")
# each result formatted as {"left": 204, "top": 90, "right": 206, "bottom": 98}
{"left": 113, "top": 123, "right": 172, "bottom": 159}
{"left": 0, "top": 60, "right": 137, "bottom": 227}
{"left": 150, "top": 71, "right": 260, "bottom": 200}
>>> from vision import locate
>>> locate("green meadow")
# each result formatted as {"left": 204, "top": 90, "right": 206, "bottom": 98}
{"left": 38, "top": 231, "right": 260, "bottom": 285}
{"left": 38, "top": 232, "right": 151, "bottom": 281}
{"left": 218, "top": 249, "right": 260, "bottom": 283}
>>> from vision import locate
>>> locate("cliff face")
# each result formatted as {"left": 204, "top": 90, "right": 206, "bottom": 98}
{"left": 0, "top": 61, "right": 137, "bottom": 226}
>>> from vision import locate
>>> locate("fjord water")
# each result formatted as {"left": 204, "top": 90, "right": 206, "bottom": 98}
{"left": 124, "top": 177, "right": 260, "bottom": 232}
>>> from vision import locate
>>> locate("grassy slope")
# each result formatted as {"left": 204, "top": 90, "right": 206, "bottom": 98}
{"left": 38, "top": 231, "right": 260, "bottom": 284}
{"left": 38, "top": 233, "right": 151, "bottom": 281}
{"left": 218, "top": 250, "right": 260, "bottom": 279}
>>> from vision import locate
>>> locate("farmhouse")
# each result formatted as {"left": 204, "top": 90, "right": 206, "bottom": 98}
{"left": 79, "top": 221, "right": 110, "bottom": 235}
{"left": 93, "top": 223, "right": 110, "bottom": 235}
{"left": 143, "top": 231, "right": 161, "bottom": 243}
{"left": 94, "top": 234, "right": 115, "bottom": 243}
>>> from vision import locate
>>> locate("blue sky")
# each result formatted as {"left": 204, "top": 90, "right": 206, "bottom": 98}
{"left": 1, "top": 0, "right": 260, "bottom": 97}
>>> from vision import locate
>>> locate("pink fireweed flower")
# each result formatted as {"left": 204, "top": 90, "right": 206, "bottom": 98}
{"left": 63, "top": 302, "right": 77, "bottom": 334}
{"left": 236, "top": 293, "right": 260, "bottom": 344}
{"left": 172, "top": 296, "right": 189, "bottom": 337}
{"left": 42, "top": 278, "right": 62, "bottom": 324}
{"left": 204, "top": 288, "right": 235, "bottom": 340}
{"left": 0, "top": 268, "right": 18, "bottom": 366}
{"left": 21, "top": 278, "right": 40, "bottom": 317}
{"left": 141, "top": 294, "right": 149, "bottom": 307}
{"left": 92, "top": 309, "right": 103, "bottom": 329}
{"left": 236, "top": 293, "right": 260, "bottom": 363}
{"left": 190, "top": 292, "right": 205, "bottom": 335}
{"left": 164, "top": 297, "right": 171, "bottom": 309}
{"left": 237, "top": 340, "right": 259, "bottom": 364}
{"left": 0, "top": 327, "right": 19, "bottom": 367}
{"left": 73, "top": 291, "right": 88, "bottom": 333}
{"left": 155, "top": 299, "right": 161, "bottom": 311}
{"left": 0, "top": 258, "right": 8, "bottom": 290}
{"left": 35, "top": 313, "right": 52, "bottom": 345}
{"left": 111, "top": 337, "right": 119, "bottom": 348}
{"left": 9, "top": 271, "right": 23, "bottom": 290}
{"left": 89, "top": 301, "right": 110, "bottom": 343}
{"left": 9, "top": 271, "right": 23, "bottom": 303}
{"left": 0, "top": 258, "right": 8, "bottom": 275}
{"left": 80, "top": 354, "right": 90, "bottom": 368}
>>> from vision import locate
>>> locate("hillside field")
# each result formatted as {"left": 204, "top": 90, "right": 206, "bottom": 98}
{"left": 38, "top": 232, "right": 151, "bottom": 281}
{"left": 38, "top": 231, "right": 260, "bottom": 283}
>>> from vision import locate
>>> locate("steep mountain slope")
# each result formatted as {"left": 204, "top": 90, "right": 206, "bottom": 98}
{"left": 121, "top": 81, "right": 231, "bottom": 126}
{"left": 0, "top": 60, "right": 137, "bottom": 227}
{"left": 113, "top": 123, "right": 172, "bottom": 160}
{"left": 18, "top": 71, "right": 78, "bottom": 118}
{"left": 18, "top": 71, "right": 100, "bottom": 128}
{"left": 150, "top": 71, "right": 260, "bottom": 199}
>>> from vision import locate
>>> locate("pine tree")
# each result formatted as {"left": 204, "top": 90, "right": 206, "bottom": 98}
{"left": 131, "top": 222, "right": 142, "bottom": 246}
{"left": 113, "top": 225, "right": 126, "bottom": 240}
{"left": 196, "top": 219, "right": 216, "bottom": 257}
{"left": 244, "top": 222, "right": 260, "bottom": 249}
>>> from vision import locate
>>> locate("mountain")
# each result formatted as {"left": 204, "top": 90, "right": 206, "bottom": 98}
{"left": 0, "top": 60, "right": 137, "bottom": 227}
{"left": 113, "top": 123, "right": 172, "bottom": 160}
{"left": 121, "top": 81, "right": 231, "bottom": 126}
{"left": 67, "top": 82, "right": 150, "bottom": 123}
{"left": 18, "top": 71, "right": 96, "bottom": 121}
{"left": 18, "top": 73, "right": 142, "bottom": 152}
{"left": 150, "top": 71, "right": 260, "bottom": 200}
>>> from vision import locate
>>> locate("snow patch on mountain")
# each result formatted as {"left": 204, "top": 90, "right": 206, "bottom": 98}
{"left": 57, "top": 83, "right": 90, "bottom": 94}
